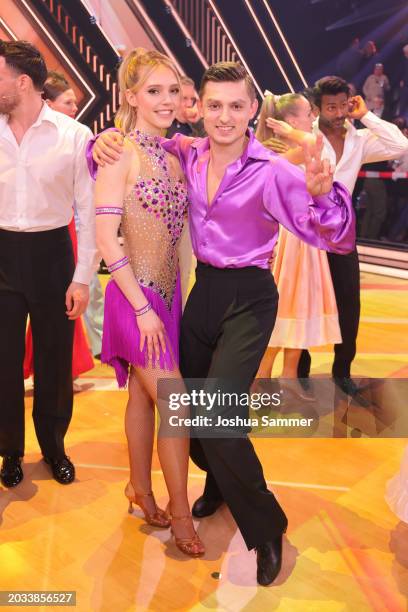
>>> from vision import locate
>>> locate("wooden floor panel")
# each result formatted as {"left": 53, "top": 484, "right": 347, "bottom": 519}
{"left": 1, "top": 272, "right": 407, "bottom": 611}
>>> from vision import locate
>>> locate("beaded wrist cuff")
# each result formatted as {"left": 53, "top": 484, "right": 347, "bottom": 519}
{"left": 135, "top": 302, "right": 152, "bottom": 317}
{"left": 95, "top": 206, "right": 123, "bottom": 215}
{"left": 107, "top": 256, "right": 129, "bottom": 273}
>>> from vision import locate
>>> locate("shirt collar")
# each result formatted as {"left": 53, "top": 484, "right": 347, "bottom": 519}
{"left": 0, "top": 102, "right": 58, "bottom": 134}
{"left": 191, "top": 128, "right": 272, "bottom": 163}
{"left": 31, "top": 102, "right": 59, "bottom": 127}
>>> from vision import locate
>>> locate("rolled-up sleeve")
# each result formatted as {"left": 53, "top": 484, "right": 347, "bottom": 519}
{"left": 85, "top": 127, "right": 119, "bottom": 180}
{"left": 361, "top": 111, "right": 408, "bottom": 163}
{"left": 263, "top": 157, "right": 355, "bottom": 254}
{"left": 74, "top": 126, "right": 100, "bottom": 284}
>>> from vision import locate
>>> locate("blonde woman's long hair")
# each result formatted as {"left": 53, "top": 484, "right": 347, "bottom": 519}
{"left": 115, "top": 47, "right": 181, "bottom": 134}
{"left": 255, "top": 92, "right": 303, "bottom": 143}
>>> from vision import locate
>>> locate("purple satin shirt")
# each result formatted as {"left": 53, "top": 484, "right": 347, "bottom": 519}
{"left": 87, "top": 129, "right": 355, "bottom": 268}
{"left": 162, "top": 130, "right": 354, "bottom": 268}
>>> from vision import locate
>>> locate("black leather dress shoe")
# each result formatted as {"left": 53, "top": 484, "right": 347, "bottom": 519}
{"left": 0, "top": 456, "right": 23, "bottom": 488}
{"left": 256, "top": 534, "right": 283, "bottom": 586}
{"left": 333, "top": 377, "right": 370, "bottom": 407}
{"left": 192, "top": 495, "right": 223, "bottom": 518}
{"left": 43, "top": 455, "right": 75, "bottom": 484}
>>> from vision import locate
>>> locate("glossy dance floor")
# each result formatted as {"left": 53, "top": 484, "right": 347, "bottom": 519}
{"left": 1, "top": 272, "right": 407, "bottom": 611}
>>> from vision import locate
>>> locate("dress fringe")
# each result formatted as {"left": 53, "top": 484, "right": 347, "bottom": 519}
{"left": 101, "top": 275, "right": 181, "bottom": 388}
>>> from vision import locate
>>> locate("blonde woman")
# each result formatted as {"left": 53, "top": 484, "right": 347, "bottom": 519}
{"left": 255, "top": 93, "right": 341, "bottom": 397}
{"left": 94, "top": 48, "right": 204, "bottom": 556}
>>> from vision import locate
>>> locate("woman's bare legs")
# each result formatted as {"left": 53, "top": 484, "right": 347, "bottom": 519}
{"left": 125, "top": 368, "right": 158, "bottom": 517}
{"left": 256, "top": 348, "right": 314, "bottom": 400}
{"left": 281, "top": 348, "right": 315, "bottom": 400}
{"left": 134, "top": 364, "right": 199, "bottom": 544}
{"left": 281, "top": 348, "right": 302, "bottom": 378}
{"left": 256, "top": 346, "right": 281, "bottom": 379}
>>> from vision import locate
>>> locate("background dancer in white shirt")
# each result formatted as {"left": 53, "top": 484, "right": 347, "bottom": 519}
{"left": 0, "top": 41, "right": 97, "bottom": 488}
{"left": 23, "top": 71, "right": 95, "bottom": 384}
{"left": 297, "top": 76, "right": 408, "bottom": 399}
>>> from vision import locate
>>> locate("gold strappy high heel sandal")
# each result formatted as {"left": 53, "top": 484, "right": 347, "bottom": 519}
{"left": 125, "top": 482, "right": 170, "bottom": 528}
{"left": 166, "top": 506, "right": 205, "bottom": 557}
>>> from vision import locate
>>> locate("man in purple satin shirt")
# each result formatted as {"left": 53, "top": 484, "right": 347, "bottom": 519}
{"left": 91, "top": 62, "right": 354, "bottom": 586}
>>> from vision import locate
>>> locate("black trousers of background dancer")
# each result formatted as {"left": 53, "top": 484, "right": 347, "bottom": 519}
{"left": 180, "top": 262, "right": 288, "bottom": 550}
{"left": 298, "top": 249, "right": 360, "bottom": 378}
{"left": 0, "top": 227, "right": 75, "bottom": 459}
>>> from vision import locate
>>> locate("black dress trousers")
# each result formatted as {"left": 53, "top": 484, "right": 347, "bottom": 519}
{"left": 0, "top": 227, "right": 75, "bottom": 459}
{"left": 180, "top": 262, "right": 288, "bottom": 550}
{"left": 298, "top": 248, "right": 361, "bottom": 379}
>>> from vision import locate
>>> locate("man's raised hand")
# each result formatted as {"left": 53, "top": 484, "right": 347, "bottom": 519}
{"left": 304, "top": 134, "right": 334, "bottom": 197}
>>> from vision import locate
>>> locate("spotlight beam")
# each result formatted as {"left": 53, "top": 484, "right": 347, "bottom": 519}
{"left": 260, "top": 0, "right": 308, "bottom": 87}
{"left": 163, "top": 0, "right": 208, "bottom": 69}
{"left": 130, "top": 0, "right": 185, "bottom": 75}
{"left": 0, "top": 17, "right": 18, "bottom": 40}
{"left": 242, "top": 0, "right": 295, "bottom": 91}
{"left": 207, "top": 0, "right": 264, "bottom": 97}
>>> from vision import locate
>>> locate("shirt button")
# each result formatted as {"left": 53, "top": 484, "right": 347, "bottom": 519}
{"left": 201, "top": 241, "right": 207, "bottom": 246}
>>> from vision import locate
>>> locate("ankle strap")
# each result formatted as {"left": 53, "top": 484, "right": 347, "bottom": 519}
{"left": 135, "top": 491, "right": 154, "bottom": 499}
{"left": 127, "top": 483, "right": 154, "bottom": 499}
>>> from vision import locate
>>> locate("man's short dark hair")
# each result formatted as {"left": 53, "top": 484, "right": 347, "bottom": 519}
{"left": 302, "top": 86, "right": 317, "bottom": 106}
{"left": 199, "top": 62, "right": 257, "bottom": 101}
{"left": 313, "top": 76, "right": 350, "bottom": 109}
{"left": 0, "top": 40, "right": 48, "bottom": 91}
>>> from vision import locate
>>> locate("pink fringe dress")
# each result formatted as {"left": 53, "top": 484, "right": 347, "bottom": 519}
{"left": 269, "top": 227, "right": 341, "bottom": 349}
{"left": 101, "top": 130, "right": 188, "bottom": 387}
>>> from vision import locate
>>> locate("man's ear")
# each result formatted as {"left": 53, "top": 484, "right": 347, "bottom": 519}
{"left": 18, "top": 74, "right": 32, "bottom": 93}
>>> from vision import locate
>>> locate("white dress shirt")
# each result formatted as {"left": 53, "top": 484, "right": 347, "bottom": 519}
{"left": 0, "top": 103, "right": 98, "bottom": 285}
{"left": 313, "top": 111, "right": 408, "bottom": 193}
{"left": 393, "top": 151, "right": 408, "bottom": 173}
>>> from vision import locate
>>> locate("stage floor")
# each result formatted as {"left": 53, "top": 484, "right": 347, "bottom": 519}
{"left": 1, "top": 272, "right": 407, "bottom": 611}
